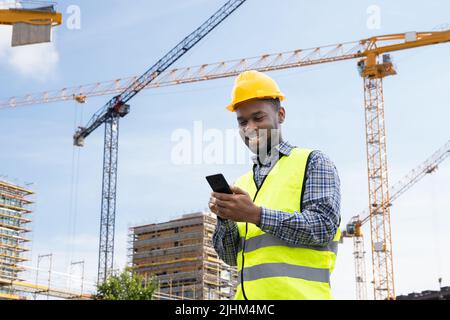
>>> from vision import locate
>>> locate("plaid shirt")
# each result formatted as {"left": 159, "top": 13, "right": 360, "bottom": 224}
{"left": 212, "top": 141, "right": 341, "bottom": 266}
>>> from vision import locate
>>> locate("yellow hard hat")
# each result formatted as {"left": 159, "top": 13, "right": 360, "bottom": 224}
{"left": 226, "top": 70, "right": 285, "bottom": 112}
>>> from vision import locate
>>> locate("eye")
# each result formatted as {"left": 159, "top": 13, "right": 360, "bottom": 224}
{"left": 254, "top": 116, "right": 265, "bottom": 122}
{"left": 239, "top": 120, "right": 248, "bottom": 126}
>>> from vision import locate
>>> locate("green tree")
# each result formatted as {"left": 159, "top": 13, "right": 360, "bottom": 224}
{"left": 94, "top": 267, "right": 156, "bottom": 300}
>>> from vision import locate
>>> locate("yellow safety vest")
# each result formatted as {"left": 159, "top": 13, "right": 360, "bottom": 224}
{"left": 234, "top": 148, "right": 340, "bottom": 300}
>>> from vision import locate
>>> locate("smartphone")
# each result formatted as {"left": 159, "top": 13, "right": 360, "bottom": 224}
{"left": 206, "top": 174, "right": 233, "bottom": 194}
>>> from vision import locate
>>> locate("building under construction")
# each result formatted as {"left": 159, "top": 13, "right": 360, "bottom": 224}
{"left": 0, "top": 180, "right": 33, "bottom": 300}
{"left": 129, "top": 211, "right": 237, "bottom": 300}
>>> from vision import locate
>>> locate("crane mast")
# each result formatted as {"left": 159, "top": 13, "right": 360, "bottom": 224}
{"left": 355, "top": 30, "right": 450, "bottom": 299}
{"left": 360, "top": 56, "right": 396, "bottom": 299}
{"left": 345, "top": 140, "right": 450, "bottom": 299}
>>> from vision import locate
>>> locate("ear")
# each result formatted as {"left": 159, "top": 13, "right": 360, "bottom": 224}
{"left": 278, "top": 107, "right": 286, "bottom": 124}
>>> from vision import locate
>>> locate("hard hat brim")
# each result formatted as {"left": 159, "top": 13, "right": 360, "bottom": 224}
{"left": 226, "top": 95, "right": 285, "bottom": 112}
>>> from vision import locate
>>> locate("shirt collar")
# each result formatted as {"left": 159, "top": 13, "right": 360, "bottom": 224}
{"left": 251, "top": 140, "right": 295, "bottom": 166}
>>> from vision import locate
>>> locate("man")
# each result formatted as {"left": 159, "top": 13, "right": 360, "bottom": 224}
{"left": 209, "top": 70, "right": 341, "bottom": 300}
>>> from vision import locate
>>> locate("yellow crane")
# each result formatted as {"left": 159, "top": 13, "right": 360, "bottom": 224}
{"left": 1, "top": 29, "right": 449, "bottom": 299}
{"left": 343, "top": 140, "right": 450, "bottom": 300}
{"left": 1, "top": 31, "right": 448, "bottom": 110}
{"left": 0, "top": 1, "right": 62, "bottom": 46}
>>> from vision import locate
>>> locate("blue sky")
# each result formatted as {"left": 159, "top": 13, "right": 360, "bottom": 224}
{"left": 0, "top": 0, "right": 449, "bottom": 299}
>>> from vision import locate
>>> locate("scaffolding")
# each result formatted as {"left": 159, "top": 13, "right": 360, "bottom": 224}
{"left": 0, "top": 275, "right": 93, "bottom": 300}
{"left": 0, "top": 258, "right": 96, "bottom": 300}
{"left": 0, "top": 180, "right": 94, "bottom": 300}
{"left": 129, "top": 212, "right": 237, "bottom": 300}
{"left": 0, "top": 180, "right": 33, "bottom": 299}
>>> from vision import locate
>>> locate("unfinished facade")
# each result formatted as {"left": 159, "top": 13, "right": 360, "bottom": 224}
{"left": 0, "top": 180, "right": 33, "bottom": 300}
{"left": 129, "top": 211, "right": 237, "bottom": 300}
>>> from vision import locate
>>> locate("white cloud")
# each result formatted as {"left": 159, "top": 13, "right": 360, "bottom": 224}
{"left": 0, "top": 0, "right": 17, "bottom": 9}
{"left": 7, "top": 40, "right": 59, "bottom": 81}
{"left": 0, "top": 1, "right": 59, "bottom": 82}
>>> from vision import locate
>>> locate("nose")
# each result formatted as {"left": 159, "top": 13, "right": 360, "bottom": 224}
{"left": 243, "top": 120, "right": 258, "bottom": 133}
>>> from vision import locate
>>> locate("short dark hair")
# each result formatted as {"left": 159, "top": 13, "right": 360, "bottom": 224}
{"left": 261, "top": 98, "right": 281, "bottom": 112}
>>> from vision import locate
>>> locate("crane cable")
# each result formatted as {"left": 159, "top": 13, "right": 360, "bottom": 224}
{"left": 430, "top": 170, "right": 443, "bottom": 287}
{"left": 66, "top": 101, "right": 83, "bottom": 270}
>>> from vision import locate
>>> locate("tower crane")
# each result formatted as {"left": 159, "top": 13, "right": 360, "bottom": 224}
{"left": 0, "top": 1, "right": 62, "bottom": 46}
{"left": 343, "top": 140, "right": 450, "bottom": 300}
{"left": 1, "top": 28, "right": 449, "bottom": 296}
{"left": 71, "top": 0, "right": 247, "bottom": 284}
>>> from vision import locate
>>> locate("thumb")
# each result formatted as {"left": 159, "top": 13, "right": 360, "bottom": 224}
{"left": 231, "top": 185, "right": 248, "bottom": 195}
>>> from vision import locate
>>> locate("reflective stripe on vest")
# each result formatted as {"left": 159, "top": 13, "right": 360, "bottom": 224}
{"left": 237, "top": 234, "right": 339, "bottom": 255}
{"left": 233, "top": 147, "right": 340, "bottom": 300}
{"left": 238, "top": 263, "right": 331, "bottom": 284}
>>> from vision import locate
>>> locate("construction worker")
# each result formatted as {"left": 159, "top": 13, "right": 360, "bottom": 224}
{"left": 209, "top": 70, "right": 341, "bottom": 300}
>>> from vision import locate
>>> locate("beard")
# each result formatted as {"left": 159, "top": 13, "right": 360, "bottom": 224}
{"left": 242, "top": 128, "right": 282, "bottom": 158}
